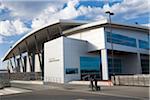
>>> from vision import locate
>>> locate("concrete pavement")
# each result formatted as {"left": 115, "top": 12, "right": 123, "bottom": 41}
{"left": 1, "top": 88, "right": 144, "bottom": 100}
{"left": 9, "top": 81, "right": 149, "bottom": 100}
{"left": 0, "top": 87, "right": 31, "bottom": 96}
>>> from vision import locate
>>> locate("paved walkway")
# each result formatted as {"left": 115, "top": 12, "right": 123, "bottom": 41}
{"left": 0, "top": 87, "right": 31, "bottom": 96}
{"left": 10, "top": 81, "right": 149, "bottom": 100}
{"left": 1, "top": 88, "right": 142, "bottom": 100}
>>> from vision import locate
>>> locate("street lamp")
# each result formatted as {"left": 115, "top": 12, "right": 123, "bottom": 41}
{"left": 105, "top": 11, "right": 115, "bottom": 79}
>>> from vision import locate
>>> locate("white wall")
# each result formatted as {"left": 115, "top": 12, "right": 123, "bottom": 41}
{"left": 44, "top": 37, "right": 94, "bottom": 83}
{"left": 34, "top": 54, "right": 41, "bottom": 72}
{"left": 63, "top": 37, "right": 88, "bottom": 83}
{"left": 68, "top": 28, "right": 106, "bottom": 51}
{"left": 44, "top": 37, "right": 64, "bottom": 83}
{"left": 26, "top": 55, "right": 31, "bottom": 72}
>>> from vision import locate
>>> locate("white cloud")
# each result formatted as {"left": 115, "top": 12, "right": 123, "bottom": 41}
{"left": 1, "top": 0, "right": 69, "bottom": 19}
{"left": 0, "top": 36, "right": 4, "bottom": 43}
{"left": 31, "top": 0, "right": 149, "bottom": 29}
{"left": 1, "top": 0, "right": 149, "bottom": 31}
{"left": 31, "top": 0, "right": 80, "bottom": 29}
{"left": 0, "top": 35, "right": 13, "bottom": 44}
{"left": 103, "top": 0, "right": 149, "bottom": 20}
{"left": 0, "top": 19, "right": 30, "bottom": 36}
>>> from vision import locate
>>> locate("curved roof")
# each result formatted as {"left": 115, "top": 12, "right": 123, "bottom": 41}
{"left": 3, "top": 19, "right": 149, "bottom": 61}
{"left": 3, "top": 19, "right": 87, "bottom": 61}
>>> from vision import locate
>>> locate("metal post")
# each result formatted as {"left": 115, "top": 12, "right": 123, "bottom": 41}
{"left": 105, "top": 11, "right": 115, "bottom": 79}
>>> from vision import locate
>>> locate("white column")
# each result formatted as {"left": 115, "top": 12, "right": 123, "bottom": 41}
{"left": 101, "top": 49, "right": 109, "bottom": 80}
{"left": 34, "top": 54, "right": 41, "bottom": 72}
{"left": 26, "top": 55, "right": 31, "bottom": 72}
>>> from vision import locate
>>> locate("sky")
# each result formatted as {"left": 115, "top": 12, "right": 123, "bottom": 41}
{"left": 0, "top": 0, "right": 149, "bottom": 69}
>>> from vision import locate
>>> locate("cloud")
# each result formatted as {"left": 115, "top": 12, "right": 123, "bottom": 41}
{"left": 0, "top": 19, "right": 30, "bottom": 36}
{"left": 31, "top": 0, "right": 149, "bottom": 29}
{"left": 31, "top": 0, "right": 80, "bottom": 29}
{"left": 1, "top": 0, "right": 149, "bottom": 31}
{"left": 1, "top": 0, "right": 69, "bottom": 19}
{"left": 0, "top": 35, "right": 14, "bottom": 44}
{"left": 103, "top": 0, "right": 149, "bottom": 20}
{"left": 0, "top": 36, "right": 4, "bottom": 43}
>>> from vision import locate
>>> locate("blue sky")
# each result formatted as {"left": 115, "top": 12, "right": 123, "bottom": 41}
{"left": 0, "top": 0, "right": 149, "bottom": 69}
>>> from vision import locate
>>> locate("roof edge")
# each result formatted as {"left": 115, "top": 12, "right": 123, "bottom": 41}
{"left": 63, "top": 19, "right": 149, "bottom": 35}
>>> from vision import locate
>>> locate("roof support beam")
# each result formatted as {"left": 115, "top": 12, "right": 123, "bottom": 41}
{"left": 9, "top": 59, "right": 14, "bottom": 72}
{"left": 58, "top": 24, "right": 63, "bottom": 35}
{"left": 34, "top": 35, "right": 43, "bottom": 71}
{"left": 13, "top": 53, "right": 17, "bottom": 72}
{"left": 46, "top": 28, "right": 51, "bottom": 41}
{"left": 25, "top": 40, "right": 33, "bottom": 72}
{"left": 18, "top": 47, "right": 25, "bottom": 72}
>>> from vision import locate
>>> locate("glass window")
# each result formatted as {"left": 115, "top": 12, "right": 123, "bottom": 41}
{"left": 139, "top": 40, "right": 149, "bottom": 50}
{"left": 108, "top": 58, "right": 122, "bottom": 74}
{"left": 141, "top": 59, "right": 149, "bottom": 74}
{"left": 106, "top": 32, "right": 137, "bottom": 47}
{"left": 80, "top": 57, "right": 100, "bottom": 74}
{"left": 66, "top": 68, "right": 78, "bottom": 74}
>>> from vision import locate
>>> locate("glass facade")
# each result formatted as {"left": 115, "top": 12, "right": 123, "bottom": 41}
{"left": 106, "top": 32, "right": 137, "bottom": 47}
{"left": 80, "top": 56, "right": 122, "bottom": 78}
{"left": 141, "top": 59, "right": 149, "bottom": 74}
{"left": 108, "top": 58, "right": 122, "bottom": 74}
{"left": 139, "top": 40, "right": 149, "bottom": 50}
{"left": 66, "top": 68, "right": 78, "bottom": 74}
{"left": 80, "top": 57, "right": 100, "bottom": 75}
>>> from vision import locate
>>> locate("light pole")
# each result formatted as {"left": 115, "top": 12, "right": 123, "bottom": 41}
{"left": 105, "top": 11, "right": 115, "bottom": 79}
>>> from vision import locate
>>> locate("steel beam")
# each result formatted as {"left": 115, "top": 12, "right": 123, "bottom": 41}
{"left": 46, "top": 28, "right": 50, "bottom": 41}
{"left": 58, "top": 24, "right": 63, "bottom": 35}
{"left": 34, "top": 35, "right": 42, "bottom": 71}
{"left": 9, "top": 59, "right": 14, "bottom": 71}
{"left": 18, "top": 47, "right": 25, "bottom": 72}
{"left": 25, "top": 40, "right": 33, "bottom": 72}
{"left": 12, "top": 53, "right": 17, "bottom": 72}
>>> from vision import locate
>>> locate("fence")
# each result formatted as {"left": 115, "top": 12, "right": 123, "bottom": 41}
{"left": 0, "top": 71, "right": 11, "bottom": 89}
{"left": 9, "top": 72, "right": 42, "bottom": 80}
{"left": 111, "top": 74, "right": 150, "bottom": 87}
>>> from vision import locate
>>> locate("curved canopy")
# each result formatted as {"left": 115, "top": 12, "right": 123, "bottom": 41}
{"left": 3, "top": 19, "right": 87, "bottom": 61}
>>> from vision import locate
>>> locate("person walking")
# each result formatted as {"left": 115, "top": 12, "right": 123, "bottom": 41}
{"left": 89, "top": 75, "right": 94, "bottom": 91}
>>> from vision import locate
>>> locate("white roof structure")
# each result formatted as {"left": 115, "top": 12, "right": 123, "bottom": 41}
{"left": 3, "top": 19, "right": 87, "bottom": 61}
{"left": 3, "top": 19, "right": 149, "bottom": 61}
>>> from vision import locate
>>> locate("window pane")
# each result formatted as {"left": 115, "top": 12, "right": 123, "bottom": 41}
{"left": 106, "top": 32, "right": 137, "bottom": 47}
{"left": 80, "top": 57, "right": 100, "bottom": 74}
{"left": 66, "top": 68, "right": 78, "bottom": 74}
{"left": 139, "top": 40, "right": 149, "bottom": 50}
{"left": 108, "top": 58, "right": 122, "bottom": 74}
